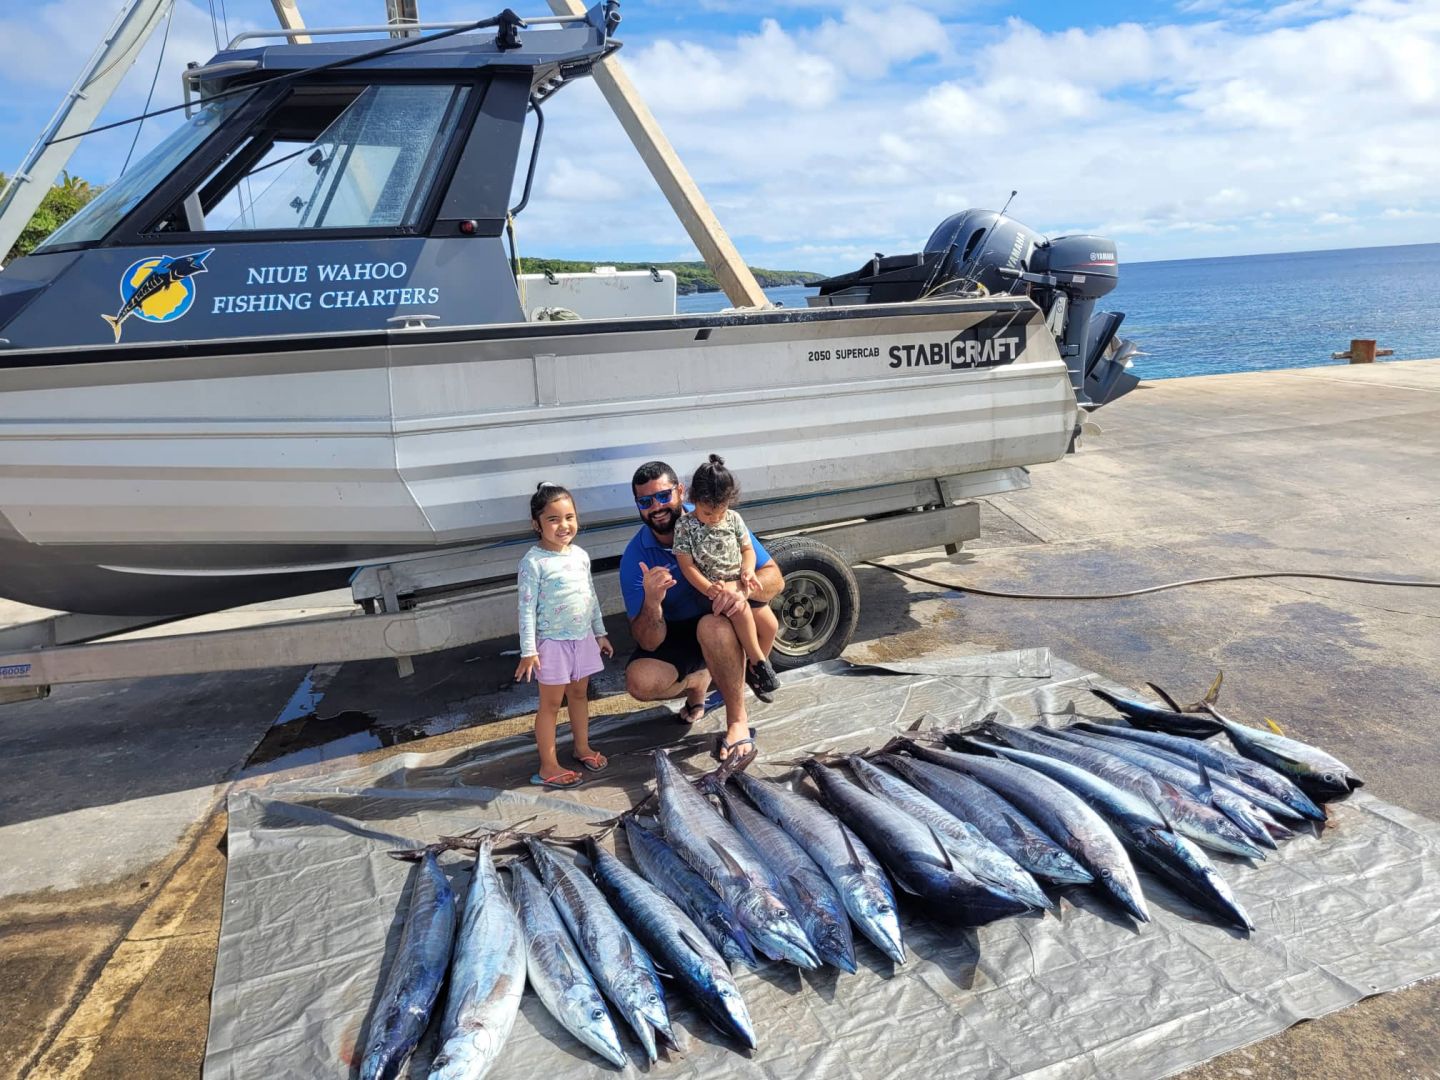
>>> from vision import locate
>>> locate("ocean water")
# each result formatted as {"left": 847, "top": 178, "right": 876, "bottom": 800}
{"left": 676, "top": 243, "right": 1440, "bottom": 380}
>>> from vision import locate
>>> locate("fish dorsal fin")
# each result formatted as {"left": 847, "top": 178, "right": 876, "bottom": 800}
{"left": 677, "top": 926, "right": 710, "bottom": 960}
{"left": 787, "top": 872, "right": 820, "bottom": 909}
{"left": 1149, "top": 780, "right": 1185, "bottom": 829}
{"left": 708, "top": 837, "right": 750, "bottom": 881}
{"left": 839, "top": 825, "right": 864, "bottom": 871}
{"left": 1001, "top": 813, "right": 1031, "bottom": 846}
{"left": 926, "top": 825, "right": 956, "bottom": 871}
{"left": 1196, "top": 761, "right": 1215, "bottom": 795}
{"left": 1146, "top": 682, "right": 1185, "bottom": 712}
{"left": 617, "top": 932, "right": 636, "bottom": 966}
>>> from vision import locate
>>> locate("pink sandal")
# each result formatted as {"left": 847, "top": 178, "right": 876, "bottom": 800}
{"left": 530, "top": 769, "right": 583, "bottom": 789}
{"left": 573, "top": 751, "right": 608, "bottom": 773}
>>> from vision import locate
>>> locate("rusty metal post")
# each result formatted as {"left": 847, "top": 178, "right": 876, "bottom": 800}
{"left": 1349, "top": 339, "right": 1377, "bottom": 364}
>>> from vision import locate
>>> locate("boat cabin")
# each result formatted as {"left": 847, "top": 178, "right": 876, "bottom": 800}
{"left": 0, "top": 4, "right": 627, "bottom": 352}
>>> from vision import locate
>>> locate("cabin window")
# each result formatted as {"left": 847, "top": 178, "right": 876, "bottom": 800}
{"left": 35, "top": 92, "right": 255, "bottom": 251}
{"left": 151, "top": 83, "right": 469, "bottom": 235}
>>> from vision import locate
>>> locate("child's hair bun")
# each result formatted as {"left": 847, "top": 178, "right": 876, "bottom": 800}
{"left": 536, "top": 480, "right": 561, "bottom": 492}
{"left": 707, "top": 453, "right": 725, "bottom": 467}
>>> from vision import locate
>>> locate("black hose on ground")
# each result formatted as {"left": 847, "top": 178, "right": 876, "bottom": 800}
{"left": 862, "top": 563, "right": 1440, "bottom": 601}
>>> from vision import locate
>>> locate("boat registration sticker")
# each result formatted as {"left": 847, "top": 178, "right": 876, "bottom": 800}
{"left": 0, "top": 663, "right": 32, "bottom": 680}
{"left": 101, "top": 248, "right": 214, "bottom": 344}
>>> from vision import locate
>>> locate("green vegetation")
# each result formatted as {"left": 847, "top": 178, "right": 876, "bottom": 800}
{"left": 0, "top": 172, "right": 100, "bottom": 264}
{"left": 519, "top": 258, "right": 824, "bottom": 295}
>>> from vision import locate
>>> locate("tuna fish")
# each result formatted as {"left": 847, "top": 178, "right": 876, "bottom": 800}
{"left": 525, "top": 838, "right": 672, "bottom": 1063}
{"left": 360, "top": 848, "right": 458, "bottom": 1080}
{"left": 878, "top": 746, "right": 1093, "bottom": 886}
{"left": 800, "top": 760, "right": 1034, "bottom": 926}
{"left": 428, "top": 836, "right": 525, "bottom": 1080}
{"left": 653, "top": 751, "right": 820, "bottom": 969}
{"left": 730, "top": 768, "right": 906, "bottom": 964}
{"left": 587, "top": 838, "right": 757, "bottom": 1049}
{"left": 509, "top": 861, "right": 627, "bottom": 1068}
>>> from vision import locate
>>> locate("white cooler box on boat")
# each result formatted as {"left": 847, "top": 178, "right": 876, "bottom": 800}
{"left": 517, "top": 267, "right": 677, "bottom": 321}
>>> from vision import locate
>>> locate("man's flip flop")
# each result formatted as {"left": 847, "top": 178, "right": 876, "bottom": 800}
{"left": 573, "top": 751, "right": 608, "bottom": 773}
{"left": 713, "top": 727, "right": 758, "bottom": 762}
{"left": 530, "top": 769, "right": 583, "bottom": 789}
{"left": 677, "top": 700, "right": 706, "bottom": 725}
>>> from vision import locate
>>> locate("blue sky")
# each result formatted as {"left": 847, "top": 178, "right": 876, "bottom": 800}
{"left": 2, "top": 0, "right": 1437, "bottom": 273}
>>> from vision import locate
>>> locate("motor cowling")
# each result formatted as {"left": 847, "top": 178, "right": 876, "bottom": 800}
{"left": 810, "top": 210, "right": 1139, "bottom": 408}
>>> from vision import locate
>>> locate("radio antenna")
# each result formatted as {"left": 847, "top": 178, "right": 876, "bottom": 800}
{"left": 950, "top": 189, "right": 1017, "bottom": 297}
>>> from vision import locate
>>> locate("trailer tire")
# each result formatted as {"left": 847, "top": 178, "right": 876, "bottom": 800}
{"left": 765, "top": 536, "right": 859, "bottom": 671}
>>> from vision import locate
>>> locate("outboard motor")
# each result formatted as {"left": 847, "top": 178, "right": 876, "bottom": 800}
{"left": 811, "top": 209, "right": 1140, "bottom": 407}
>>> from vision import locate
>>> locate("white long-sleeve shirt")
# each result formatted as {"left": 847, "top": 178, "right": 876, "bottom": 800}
{"left": 516, "top": 544, "right": 606, "bottom": 656}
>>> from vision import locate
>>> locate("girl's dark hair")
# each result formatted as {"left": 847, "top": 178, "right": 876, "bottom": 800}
{"left": 530, "top": 481, "right": 573, "bottom": 522}
{"left": 689, "top": 454, "right": 738, "bottom": 507}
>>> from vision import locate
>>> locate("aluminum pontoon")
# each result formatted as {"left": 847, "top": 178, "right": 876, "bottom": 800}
{"left": 0, "top": 2, "right": 1135, "bottom": 620}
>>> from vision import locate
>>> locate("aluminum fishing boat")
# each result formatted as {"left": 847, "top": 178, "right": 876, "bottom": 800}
{"left": 0, "top": 3, "right": 1134, "bottom": 617}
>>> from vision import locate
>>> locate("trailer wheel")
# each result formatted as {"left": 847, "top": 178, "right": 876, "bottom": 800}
{"left": 765, "top": 536, "right": 860, "bottom": 671}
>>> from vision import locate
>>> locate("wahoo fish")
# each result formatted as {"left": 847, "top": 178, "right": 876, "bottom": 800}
{"left": 525, "top": 838, "right": 672, "bottom": 1063}
{"left": 992, "top": 725, "right": 1265, "bottom": 860}
{"left": 801, "top": 760, "right": 1034, "bottom": 926}
{"left": 878, "top": 746, "right": 1093, "bottom": 886}
{"left": 713, "top": 782, "right": 858, "bottom": 973}
{"left": 1073, "top": 722, "right": 1326, "bottom": 821}
{"left": 429, "top": 836, "right": 525, "bottom": 1080}
{"left": 1049, "top": 726, "right": 1288, "bottom": 847}
{"left": 101, "top": 249, "right": 213, "bottom": 342}
{"left": 509, "top": 861, "right": 627, "bottom": 1068}
{"left": 731, "top": 768, "right": 905, "bottom": 964}
{"left": 977, "top": 740, "right": 1253, "bottom": 932}
{"left": 587, "top": 838, "right": 757, "bottom": 1049}
{"left": 842, "top": 754, "right": 1051, "bottom": 911}
{"left": 360, "top": 848, "right": 457, "bottom": 1080}
{"left": 934, "top": 736, "right": 1149, "bottom": 922}
{"left": 622, "top": 818, "right": 758, "bottom": 969}
{"left": 1088, "top": 685, "right": 1222, "bottom": 738}
{"left": 653, "top": 751, "right": 820, "bottom": 968}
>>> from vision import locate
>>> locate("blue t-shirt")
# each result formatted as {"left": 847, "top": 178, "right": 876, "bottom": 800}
{"left": 619, "top": 505, "right": 772, "bottom": 622}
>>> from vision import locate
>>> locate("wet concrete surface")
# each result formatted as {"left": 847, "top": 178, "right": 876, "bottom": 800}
{"left": 3, "top": 360, "right": 1440, "bottom": 1078}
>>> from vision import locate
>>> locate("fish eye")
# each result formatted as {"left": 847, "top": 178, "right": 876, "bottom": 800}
{"left": 1101, "top": 868, "right": 1113, "bottom": 878}
{"left": 591, "top": 1008, "right": 606, "bottom": 1021}
{"left": 1324, "top": 772, "right": 1337, "bottom": 783}
{"left": 648, "top": 993, "right": 659, "bottom": 1004}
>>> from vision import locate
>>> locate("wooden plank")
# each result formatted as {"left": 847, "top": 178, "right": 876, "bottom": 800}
{"left": 546, "top": 0, "right": 769, "bottom": 309}
{"left": 269, "top": 0, "right": 311, "bottom": 44}
{"left": 1350, "top": 338, "right": 1377, "bottom": 364}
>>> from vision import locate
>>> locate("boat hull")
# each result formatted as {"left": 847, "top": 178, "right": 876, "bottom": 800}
{"left": 0, "top": 299, "right": 1077, "bottom": 615}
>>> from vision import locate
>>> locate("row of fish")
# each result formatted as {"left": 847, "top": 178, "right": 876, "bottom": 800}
{"left": 357, "top": 676, "right": 1362, "bottom": 1077}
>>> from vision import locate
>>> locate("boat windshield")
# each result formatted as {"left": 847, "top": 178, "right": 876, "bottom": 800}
{"left": 36, "top": 92, "right": 255, "bottom": 252}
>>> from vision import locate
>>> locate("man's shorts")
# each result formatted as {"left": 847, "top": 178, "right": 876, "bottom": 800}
{"left": 536, "top": 635, "right": 604, "bottom": 686}
{"left": 626, "top": 616, "right": 707, "bottom": 679}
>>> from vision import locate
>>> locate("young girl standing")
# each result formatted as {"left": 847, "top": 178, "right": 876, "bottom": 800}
{"left": 672, "top": 455, "right": 781, "bottom": 702}
{"left": 515, "top": 482, "right": 613, "bottom": 788}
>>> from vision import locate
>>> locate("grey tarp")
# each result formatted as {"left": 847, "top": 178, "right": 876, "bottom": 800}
{"left": 205, "top": 650, "right": 1440, "bottom": 1079}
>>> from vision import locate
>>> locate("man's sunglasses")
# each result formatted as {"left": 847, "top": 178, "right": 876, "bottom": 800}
{"left": 634, "top": 487, "right": 678, "bottom": 511}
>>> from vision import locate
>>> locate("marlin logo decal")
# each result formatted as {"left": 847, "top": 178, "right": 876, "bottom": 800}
{"left": 102, "top": 249, "right": 213, "bottom": 343}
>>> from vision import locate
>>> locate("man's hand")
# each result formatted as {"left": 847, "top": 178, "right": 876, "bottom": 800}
{"left": 597, "top": 636, "right": 614, "bottom": 659}
{"left": 711, "top": 587, "right": 746, "bottom": 618}
{"left": 639, "top": 561, "right": 676, "bottom": 605}
{"left": 515, "top": 654, "right": 540, "bottom": 682}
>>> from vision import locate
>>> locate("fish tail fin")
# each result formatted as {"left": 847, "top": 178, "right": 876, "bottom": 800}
{"left": 101, "top": 313, "right": 122, "bottom": 342}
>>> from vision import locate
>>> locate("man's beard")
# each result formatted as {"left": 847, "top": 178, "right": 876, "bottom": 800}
{"left": 646, "top": 507, "right": 678, "bottom": 534}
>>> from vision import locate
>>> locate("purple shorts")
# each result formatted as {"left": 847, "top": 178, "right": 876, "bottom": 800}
{"left": 536, "top": 635, "right": 604, "bottom": 685}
